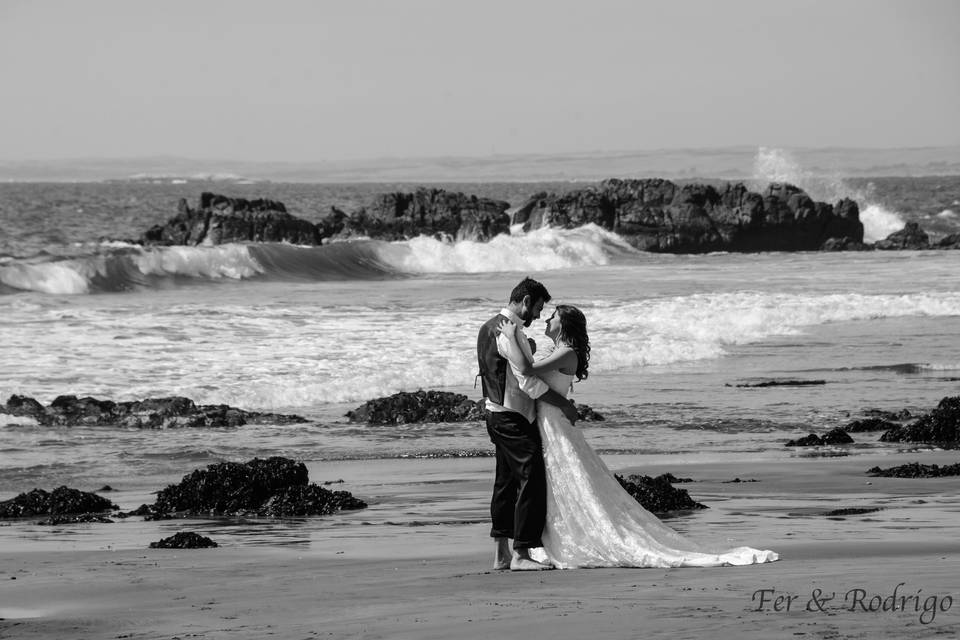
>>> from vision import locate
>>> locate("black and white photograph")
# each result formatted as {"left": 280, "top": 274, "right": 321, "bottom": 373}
{"left": 1, "top": 1, "right": 958, "bottom": 638}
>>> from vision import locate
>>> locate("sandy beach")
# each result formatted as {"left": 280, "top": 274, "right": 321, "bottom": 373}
{"left": 3, "top": 451, "right": 959, "bottom": 639}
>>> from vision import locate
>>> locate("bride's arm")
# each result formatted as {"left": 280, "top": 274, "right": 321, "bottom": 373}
{"left": 498, "top": 320, "right": 576, "bottom": 376}
{"left": 527, "top": 346, "right": 577, "bottom": 376}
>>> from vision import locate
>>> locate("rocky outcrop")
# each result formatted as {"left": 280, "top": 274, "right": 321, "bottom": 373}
{"left": 880, "top": 396, "right": 960, "bottom": 445}
{"left": 140, "top": 192, "right": 323, "bottom": 246}
{"left": 935, "top": 233, "right": 960, "bottom": 249}
{"left": 874, "top": 222, "right": 930, "bottom": 250}
{"left": 0, "top": 486, "right": 116, "bottom": 519}
{"left": 824, "top": 507, "right": 881, "bottom": 516}
{"left": 133, "top": 187, "right": 957, "bottom": 253}
{"left": 131, "top": 456, "right": 366, "bottom": 518}
{"left": 844, "top": 417, "right": 899, "bottom": 433}
{"left": 510, "top": 180, "right": 863, "bottom": 253}
{"left": 867, "top": 462, "right": 960, "bottom": 478}
{"left": 149, "top": 531, "right": 219, "bottom": 549}
{"left": 346, "top": 389, "right": 605, "bottom": 424}
{"left": 1, "top": 394, "right": 307, "bottom": 428}
{"left": 731, "top": 379, "right": 826, "bottom": 388}
{"left": 786, "top": 428, "right": 854, "bottom": 447}
{"left": 615, "top": 473, "right": 706, "bottom": 513}
{"left": 319, "top": 188, "right": 511, "bottom": 241}
{"left": 347, "top": 390, "right": 485, "bottom": 424}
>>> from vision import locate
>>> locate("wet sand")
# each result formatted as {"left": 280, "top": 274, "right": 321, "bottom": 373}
{"left": 2, "top": 451, "right": 960, "bottom": 639}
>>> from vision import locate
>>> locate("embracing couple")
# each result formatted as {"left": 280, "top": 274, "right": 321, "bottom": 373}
{"left": 477, "top": 277, "right": 779, "bottom": 570}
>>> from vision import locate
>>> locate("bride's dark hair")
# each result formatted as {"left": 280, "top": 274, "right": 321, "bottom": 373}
{"left": 556, "top": 304, "right": 590, "bottom": 381}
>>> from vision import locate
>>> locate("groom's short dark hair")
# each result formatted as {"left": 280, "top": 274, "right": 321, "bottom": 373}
{"left": 509, "top": 277, "right": 551, "bottom": 304}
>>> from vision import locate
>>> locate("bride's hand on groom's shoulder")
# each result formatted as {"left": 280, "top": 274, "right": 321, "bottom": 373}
{"left": 496, "top": 318, "right": 517, "bottom": 336}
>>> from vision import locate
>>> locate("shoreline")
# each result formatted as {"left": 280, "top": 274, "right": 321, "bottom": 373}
{"left": 2, "top": 451, "right": 960, "bottom": 638}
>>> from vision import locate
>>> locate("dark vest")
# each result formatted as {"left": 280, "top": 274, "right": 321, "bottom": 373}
{"left": 477, "top": 314, "right": 507, "bottom": 405}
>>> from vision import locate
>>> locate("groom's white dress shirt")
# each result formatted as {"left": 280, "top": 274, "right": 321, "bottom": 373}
{"left": 484, "top": 308, "right": 549, "bottom": 423}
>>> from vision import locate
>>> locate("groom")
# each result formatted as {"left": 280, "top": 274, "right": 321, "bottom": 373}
{"left": 477, "top": 277, "right": 579, "bottom": 571}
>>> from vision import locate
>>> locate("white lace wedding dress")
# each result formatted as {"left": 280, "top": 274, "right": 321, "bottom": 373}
{"left": 532, "top": 368, "right": 779, "bottom": 569}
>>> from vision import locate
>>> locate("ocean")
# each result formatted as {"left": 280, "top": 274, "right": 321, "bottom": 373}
{"left": 1, "top": 148, "right": 959, "bottom": 551}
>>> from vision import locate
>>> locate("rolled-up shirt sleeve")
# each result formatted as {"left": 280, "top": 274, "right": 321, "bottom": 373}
{"left": 497, "top": 330, "right": 550, "bottom": 399}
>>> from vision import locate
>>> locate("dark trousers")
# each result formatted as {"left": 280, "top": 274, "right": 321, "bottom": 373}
{"left": 486, "top": 410, "right": 546, "bottom": 550}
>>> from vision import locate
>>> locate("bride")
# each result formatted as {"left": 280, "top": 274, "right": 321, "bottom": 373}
{"left": 499, "top": 304, "right": 778, "bottom": 569}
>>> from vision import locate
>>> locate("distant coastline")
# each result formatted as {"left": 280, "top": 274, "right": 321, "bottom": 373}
{"left": 1, "top": 145, "right": 958, "bottom": 183}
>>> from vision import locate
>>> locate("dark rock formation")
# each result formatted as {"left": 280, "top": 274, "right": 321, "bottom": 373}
{"left": 845, "top": 417, "right": 900, "bottom": 432}
{"left": 131, "top": 456, "right": 366, "bottom": 518}
{"left": 1, "top": 394, "right": 306, "bottom": 428}
{"left": 821, "top": 236, "right": 873, "bottom": 251}
{"left": 319, "top": 188, "right": 511, "bottom": 241}
{"left": 615, "top": 474, "right": 706, "bottom": 513}
{"left": 347, "top": 390, "right": 485, "bottom": 424}
{"left": 346, "top": 390, "right": 605, "bottom": 424}
{"left": 935, "top": 233, "right": 960, "bottom": 249}
{"left": 511, "top": 179, "right": 862, "bottom": 253}
{"left": 880, "top": 396, "right": 960, "bottom": 446}
{"left": 574, "top": 403, "right": 606, "bottom": 422}
{"left": 786, "top": 433, "right": 824, "bottom": 446}
{"left": 141, "top": 192, "right": 323, "bottom": 246}
{"left": 0, "top": 486, "right": 116, "bottom": 519}
{"left": 149, "top": 531, "right": 219, "bottom": 549}
{"left": 786, "top": 428, "right": 854, "bottom": 447}
{"left": 867, "top": 462, "right": 960, "bottom": 478}
{"left": 874, "top": 222, "right": 930, "bottom": 250}
{"left": 731, "top": 379, "right": 826, "bottom": 388}
{"left": 824, "top": 507, "right": 881, "bottom": 516}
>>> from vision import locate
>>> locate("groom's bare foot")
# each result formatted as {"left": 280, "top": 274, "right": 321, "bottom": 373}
{"left": 493, "top": 537, "right": 511, "bottom": 570}
{"left": 510, "top": 557, "right": 553, "bottom": 571}
{"left": 510, "top": 549, "right": 553, "bottom": 571}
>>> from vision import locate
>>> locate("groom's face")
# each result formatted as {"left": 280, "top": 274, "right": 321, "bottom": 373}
{"left": 519, "top": 296, "right": 545, "bottom": 327}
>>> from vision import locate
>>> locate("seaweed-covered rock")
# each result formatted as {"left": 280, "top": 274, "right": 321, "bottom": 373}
{"left": 135, "top": 456, "right": 366, "bottom": 518}
{"left": 867, "top": 462, "right": 960, "bottom": 478}
{"left": 845, "top": 417, "right": 899, "bottom": 433}
{"left": 1, "top": 394, "right": 306, "bottom": 428}
{"left": 821, "top": 427, "right": 854, "bottom": 445}
{"left": 347, "top": 390, "right": 484, "bottom": 424}
{"left": 786, "top": 433, "right": 824, "bottom": 447}
{"left": 824, "top": 507, "right": 882, "bottom": 517}
{"left": 732, "top": 379, "right": 826, "bottom": 388}
{"left": 149, "top": 531, "right": 219, "bottom": 549}
{"left": 575, "top": 403, "right": 605, "bottom": 422}
{"left": 257, "top": 484, "right": 366, "bottom": 517}
{"left": 880, "top": 396, "right": 960, "bottom": 445}
{"left": 347, "top": 390, "right": 603, "bottom": 425}
{"left": 786, "top": 428, "right": 853, "bottom": 446}
{"left": 615, "top": 474, "right": 706, "bottom": 513}
{"left": 0, "top": 486, "right": 116, "bottom": 519}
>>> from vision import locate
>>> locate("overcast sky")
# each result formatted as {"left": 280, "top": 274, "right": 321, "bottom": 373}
{"left": 1, "top": 0, "right": 957, "bottom": 162}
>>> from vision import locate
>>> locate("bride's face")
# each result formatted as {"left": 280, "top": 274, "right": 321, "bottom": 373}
{"left": 544, "top": 309, "right": 561, "bottom": 341}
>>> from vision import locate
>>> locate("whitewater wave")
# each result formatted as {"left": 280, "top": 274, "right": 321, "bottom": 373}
{"left": 752, "top": 147, "right": 906, "bottom": 242}
{"left": 0, "top": 226, "right": 638, "bottom": 295}
{"left": 194, "top": 290, "right": 960, "bottom": 408}
{"left": 378, "top": 224, "right": 639, "bottom": 273}
{"left": 592, "top": 291, "right": 960, "bottom": 372}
